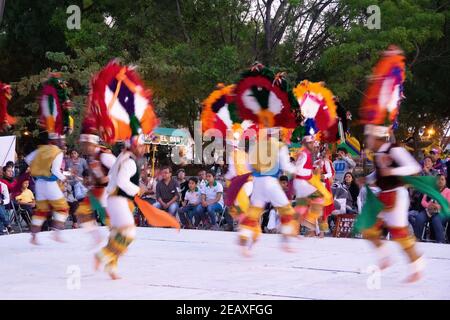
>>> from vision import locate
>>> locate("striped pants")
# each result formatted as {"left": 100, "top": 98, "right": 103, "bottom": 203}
{"left": 95, "top": 196, "right": 136, "bottom": 274}
{"left": 31, "top": 180, "right": 69, "bottom": 233}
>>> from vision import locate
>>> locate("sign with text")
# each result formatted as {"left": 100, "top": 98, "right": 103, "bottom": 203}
{"left": 333, "top": 214, "right": 357, "bottom": 238}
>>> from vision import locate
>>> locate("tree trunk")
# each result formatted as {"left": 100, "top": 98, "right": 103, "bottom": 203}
{"left": 262, "top": 1, "right": 273, "bottom": 65}
{"left": 175, "top": 0, "right": 190, "bottom": 43}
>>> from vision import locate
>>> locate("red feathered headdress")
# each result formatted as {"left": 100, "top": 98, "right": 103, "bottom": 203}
{"left": 89, "top": 60, "right": 159, "bottom": 144}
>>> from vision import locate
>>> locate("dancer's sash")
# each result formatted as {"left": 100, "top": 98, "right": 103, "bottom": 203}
{"left": 134, "top": 196, "right": 180, "bottom": 230}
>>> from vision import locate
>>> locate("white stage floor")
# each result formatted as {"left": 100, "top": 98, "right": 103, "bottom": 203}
{"left": 1, "top": 227, "right": 449, "bottom": 300}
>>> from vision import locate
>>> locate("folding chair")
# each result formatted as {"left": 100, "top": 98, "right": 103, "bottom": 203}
{"left": 16, "top": 204, "right": 32, "bottom": 229}
{"left": 7, "top": 201, "right": 28, "bottom": 233}
{"left": 421, "top": 220, "right": 434, "bottom": 242}
{"left": 445, "top": 221, "right": 449, "bottom": 243}
{"left": 217, "top": 206, "right": 227, "bottom": 228}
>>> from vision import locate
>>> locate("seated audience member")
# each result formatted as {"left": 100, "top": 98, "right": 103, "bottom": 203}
{"left": 65, "top": 149, "right": 88, "bottom": 179}
{"left": 154, "top": 166, "right": 180, "bottom": 216}
{"left": 421, "top": 156, "right": 438, "bottom": 176}
{"left": 15, "top": 154, "right": 29, "bottom": 176}
{"left": 0, "top": 165, "right": 29, "bottom": 197}
{"left": 430, "top": 149, "right": 447, "bottom": 176}
{"left": 332, "top": 175, "right": 357, "bottom": 214}
{"left": 15, "top": 180, "right": 35, "bottom": 225}
{"left": 342, "top": 172, "right": 359, "bottom": 212}
{"left": 408, "top": 186, "right": 426, "bottom": 233}
{"left": 413, "top": 174, "right": 450, "bottom": 243}
{"left": 0, "top": 180, "right": 13, "bottom": 234}
{"left": 199, "top": 171, "right": 224, "bottom": 230}
{"left": 178, "top": 177, "right": 202, "bottom": 229}
{"left": 63, "top": 178, "right": 79, "bottom": 229}
{"left": 197, "top": 169, "right": 207, "bottom": 192}
{"left": 5, "top": 161, "right": 15, "bottom": 177}
{"left": 176, "top": 169, "right": 189, "bottom": 202}
{"left": 139, "top": 169, "right": 158, "bottom": 205}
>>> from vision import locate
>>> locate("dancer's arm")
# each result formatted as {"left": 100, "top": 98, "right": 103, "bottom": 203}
{"left": 279, "top": 145, "right": 296, "bottom": 174}
{"left": 389, "top": 147, "right": 421, "bottom": 176}
{"left": 24, "top": 150, "right": 37, "bottom": 165}
{"left": 100, "top": 152, "right": 117, "bottom": 169}
{"left": 116, "top": 158, "right": 140, "bottom": 197}
{"left": 323, "top": 160, "right": 333, "bottom": 180}
{"left": 294, "top": 151, "right": 312, "bottom": 178}
{"left": 51, "top": 153, "right": 67, "bottom": 181}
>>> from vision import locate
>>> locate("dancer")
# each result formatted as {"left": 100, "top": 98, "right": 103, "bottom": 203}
{"left": 320, "top": 147, "right": 335, "bottom": 236}
{"left": 200, "top": 83, "right": 255, "bottom": 218}
{"left": 94, "top": 135, "right": 146, "bottom": 279}
{"left": 293, "top": 135, "right": 332, "bottom": 237}
{"left": 361, "top": 123, "right": 425, "bottom": 281}
{"left": 223, "top": 125, "right": 254, "bottom": 219}
{"left": 357, "top": 45, "right": 437, "bottom": 283}
{"left": 26, "top": 73, "right": 73, "bottom": 245}
{"left": 90, "top": 60, "right": 177, "bottom": 279}
{"left": 76, "top": 114, "right": 116, "bottom": 245}
{"left": 291, "top": 80, "right": 338, "bottom": 237}
{"left": 231, "top": 63, "right": 299, "bottom": 255}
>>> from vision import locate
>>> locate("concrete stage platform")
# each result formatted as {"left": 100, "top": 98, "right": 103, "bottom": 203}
{"left": 1, "top": 227, "right": 449, "bottom": 299}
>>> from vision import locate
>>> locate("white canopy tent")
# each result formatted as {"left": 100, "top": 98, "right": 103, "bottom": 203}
{"left": 0, "top": 135, "right": 16, "bottom": 167}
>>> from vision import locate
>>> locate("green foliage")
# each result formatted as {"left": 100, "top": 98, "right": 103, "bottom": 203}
{"left": 1, "top": 0, "right": 449, "bottom": 149}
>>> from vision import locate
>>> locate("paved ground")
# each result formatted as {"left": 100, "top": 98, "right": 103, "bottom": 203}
{"left": 1, "top": 227, "right": 449, "bottom": 299}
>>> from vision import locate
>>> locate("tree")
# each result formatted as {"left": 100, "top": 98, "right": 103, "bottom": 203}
{"left": 312, "top": 0, "right": 448, "bottom": 142}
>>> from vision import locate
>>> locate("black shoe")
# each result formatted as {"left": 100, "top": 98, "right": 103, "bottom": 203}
{"left": 7, "top": 226, "right": 14, "bottom": 234}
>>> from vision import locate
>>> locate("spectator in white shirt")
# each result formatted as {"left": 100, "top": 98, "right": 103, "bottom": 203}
{"left": 199, "top": 171, "right": 224, "bottom": 230}
{"left": 197, "top": 169, "right": 207, "bottom": 192}
{"left": 178, "top": 177, "right": 203, "bottom": 228}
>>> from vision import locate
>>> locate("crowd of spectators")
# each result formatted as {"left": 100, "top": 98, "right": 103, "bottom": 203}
{"left": 1, "top": 145, "right": 450, "bottom": 244}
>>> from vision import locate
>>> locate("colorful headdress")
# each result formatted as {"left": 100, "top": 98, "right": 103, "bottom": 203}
{"left": 39, "top": 73, "right": 73, "bottom": 139}
{"left": 293, "top": 80, "right": 337, "bottom": 141}
{"left": 200, "top": 83, "right": 257, "bottom": 142}
{"left": 360, "top": 45, "right": 406, "bottom": 137}
{"left": 89, "top": 60, "right": 159, "bottom": 145}
{"left": 201, "top": 83, "right": 237, "bottom": 135}
{"left": 0, "top": 82, "right": 16, "bottom": 131}
{"left": 79, "top": 107, "right": 101, "bottom": 145}
{"left": 234, "top": 63, "right": 297, "bottom": 130}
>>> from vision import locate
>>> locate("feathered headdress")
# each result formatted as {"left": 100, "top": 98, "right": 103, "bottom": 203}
{"left": 89, "top": 60, "right": 159, "bottom": 145}
{"left": 200, "top": 83, "right": 257, "bottom": 142}
{"left": 360, "top": 45, "right": 406, "bottom": 137}
{"left": 39, "top": 73, "right": 73, "bottom": 139}
{"left": 293, "top": 80, "right": 337, "bottom": 141}
{"left": 79, "top": 106, "right": 101, "bottom": 145}
{"left": 0, "top": 82, "right": 16, "bottom": 131}
{"left": 234, "top": 63, "right": 297, "bottom": 130}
